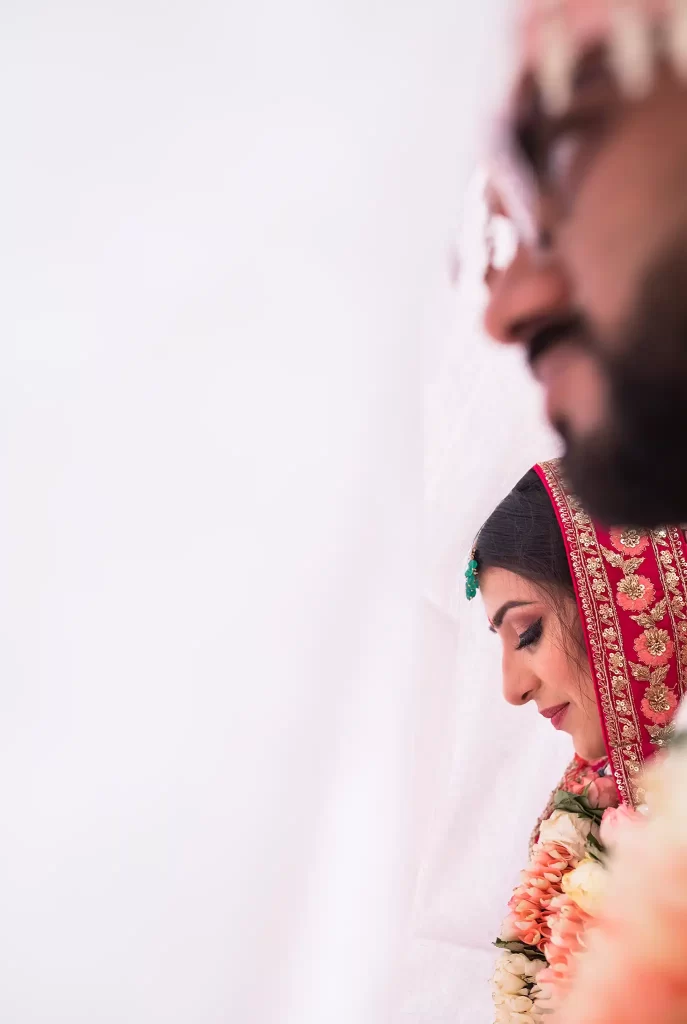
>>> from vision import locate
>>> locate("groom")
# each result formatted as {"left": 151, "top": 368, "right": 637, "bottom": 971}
{"left": 484, "top": 0, "right": 687, "bottom": 528}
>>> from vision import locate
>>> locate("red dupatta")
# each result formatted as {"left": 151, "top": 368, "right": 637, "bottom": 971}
{"left": 534, "top": 459, "right": 687, "bottom": 806}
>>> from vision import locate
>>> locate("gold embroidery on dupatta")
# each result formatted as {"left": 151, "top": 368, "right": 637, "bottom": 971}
{"left": 663, "top": 526, "right": 687, "bottom": 694}
{"left": 537, "top": 461, "right": 637, "bottom": 803}
{"left": 538, "top": 461, "right": 687, "bottom": 805}
{"left": 602, "top": 535, "right": 679, "bottom": 757}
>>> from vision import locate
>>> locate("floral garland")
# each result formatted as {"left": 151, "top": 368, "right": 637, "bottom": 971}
{"left": 552, "top": 731, "right": 687, "bottom": 1024}
{"left": 492, "top": 756, "right": 634, "bottom": 1023}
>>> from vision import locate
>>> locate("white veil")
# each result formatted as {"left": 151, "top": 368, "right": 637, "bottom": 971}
{"left": 0, "top": 2, "right": 555, "bottom": 1023}
{"left": 397, "top": 173, "right": 571, "bottom": 1022}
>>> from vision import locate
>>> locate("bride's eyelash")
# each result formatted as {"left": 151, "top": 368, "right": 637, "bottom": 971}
{"left": 516, "top": 617, "right": 543, "bottom": 651}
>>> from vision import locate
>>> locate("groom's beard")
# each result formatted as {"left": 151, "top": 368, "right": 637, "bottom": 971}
{"left": 560, "top": 233, "right": 687, "bottom": 528}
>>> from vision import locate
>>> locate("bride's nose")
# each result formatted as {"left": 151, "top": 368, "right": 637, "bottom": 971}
{"left": 502, "top": 650, "right": 538, "bottom": 707}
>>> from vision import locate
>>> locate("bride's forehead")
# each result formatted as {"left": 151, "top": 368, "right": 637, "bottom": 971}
{"left": 479, "top": 566, "right": 542, "bottom": 603}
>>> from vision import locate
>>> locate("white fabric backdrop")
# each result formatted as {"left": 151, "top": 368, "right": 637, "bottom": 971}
{"left": 0, "top": 3, "right": 521, "bottom": 1023}
{"left": 397, "top": 177, "right": 571, "bottom": 1022}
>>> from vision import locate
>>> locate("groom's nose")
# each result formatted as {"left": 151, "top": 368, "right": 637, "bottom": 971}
{"left": 484, "top": 242, "right": 573, "bottom": 352}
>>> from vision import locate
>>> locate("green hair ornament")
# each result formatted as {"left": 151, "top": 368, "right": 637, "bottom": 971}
{"left": 465, "top": 550, "right": 479, "bottom": 601}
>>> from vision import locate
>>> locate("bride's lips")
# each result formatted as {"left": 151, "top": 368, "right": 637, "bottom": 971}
{"left": 540, "top": 702, "right": 570, "bottom": 730}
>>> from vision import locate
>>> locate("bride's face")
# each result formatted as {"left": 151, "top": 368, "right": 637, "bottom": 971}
{"left": 480, "top": 566, "right": 606, "bottom": 761}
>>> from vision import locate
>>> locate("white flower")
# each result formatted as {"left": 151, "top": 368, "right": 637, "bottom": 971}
{"left": 495, "top": 1010, "right": 537, "bottom": 1024}
{"left": 562, "top": 855, "right": 607, "bottom": 916}
{"left": 529, "top": 980, "right": 550, "bottom": 1020}
{"left": 502, "top": 953, "right": 537, "bottom": 978}
{"left": 527, "top": 959, "right": 545, "bottom": 980}
{"left": 493, "top": 952, "right": 547, "bottom": 1023}
{"left": 494, "top": 963, "right": 526, "bottom": 995}
{"left": 537, "top": 809, "right": 592, "bottom": 861}
{"left": 495, "top": 951, "right": 542, "bottom": 983}
{"left": 497, "top": 970, "right": 527, "bottom": 995}
{"left": 507, "top": 995, "right": 534, "bottom": 1012}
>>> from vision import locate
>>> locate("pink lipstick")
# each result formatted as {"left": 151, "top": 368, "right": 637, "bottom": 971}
{"left": 540, "top": 703, "right": 570, "bottom": 730}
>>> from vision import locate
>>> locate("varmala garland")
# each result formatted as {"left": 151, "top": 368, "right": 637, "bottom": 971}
{"left": 552, "top": 727, "right": 687, "bottom": 1024}
{"left": 493, "top": 737, "right": 687, "bottom": 1024}
{"left": 491, "top": 756, "right": 631, "bottom": 1024}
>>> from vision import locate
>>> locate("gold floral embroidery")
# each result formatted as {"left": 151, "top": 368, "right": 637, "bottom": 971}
{"left": 599, "top": 537, "right": 678, "bottom": 762}
{"left": 537, "top": 460, "right": 687, "bottom": 804}
{"left": 649, "top": 527, "right": 687, "bottom": 692}
{"left": 621, "top": 529, "right": 642, "bottom": 548}
{"left": 634, "top": 628, "right": 673, "bottom": 666}
{"left": 610, "top": 527, "right": 649, "bottom": 555}
{"left": 597, "top": 491, "right": 680, "bottom": 752}
{"left": 647, "top": 724, "right": 675, "bottom": 747}
{"left": 630, "top": 663, "right": 678, "bottom": 725}
{"left": 538, "top": 464, "right": 637, "bottom": 801}
{"left": 599, "top": 603, "right": 613, "bottom": 623}
{"left": 644, "top": 681, "right": 677, "bottom": 721}
{"left": 616, "top": 574, "right": 655, "bottom": 612}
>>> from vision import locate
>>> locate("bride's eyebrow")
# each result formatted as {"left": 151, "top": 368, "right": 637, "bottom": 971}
{"left": 491, "top": 599, "right": 534, "bottom": 631}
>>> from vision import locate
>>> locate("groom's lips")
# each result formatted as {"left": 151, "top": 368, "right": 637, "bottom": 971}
{"left": 540, "top": 702, "right": 570, "bottom": 730}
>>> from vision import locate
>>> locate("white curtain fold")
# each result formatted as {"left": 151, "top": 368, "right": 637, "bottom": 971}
{"left": 0, "top": 2, "right": 518, "bottom": 1022}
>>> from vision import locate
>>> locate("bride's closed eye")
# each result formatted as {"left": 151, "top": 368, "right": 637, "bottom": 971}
{"left": 516, "top": 617, "right": 543, "bottom": 651}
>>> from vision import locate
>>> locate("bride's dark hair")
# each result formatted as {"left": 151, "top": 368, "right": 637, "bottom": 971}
{"left": 474, "top": 468, "right": 574, "bottom": 599}
{"left": 474, "top": 468, "right": 589, "bottom": 664}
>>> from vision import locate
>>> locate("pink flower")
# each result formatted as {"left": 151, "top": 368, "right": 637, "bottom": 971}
{"left": 634, "top": 628, "right": 674, "bottom": 667}
{"left": 505, "top": 841, "right": 578, "bottom": 951}
{"left": 616, "top": 574, "right": 655, "bottom": 612}
{"left": 561, "top": 755, "right": 600, "bottom": 789}
{"left": 564, "top": 776, "right": 593, "bottom": 796}
{"left": 498, "top": 914, "right": 520, "bottom": 943}
{"left": 599, "top": 805, "right": 641, "bottom": 850}
{"left": 563, "top": 766, "right": 605, "bottom": 798}
{"left": 610, "top": 527, "right": 649, "bottom": 556}
{"left": 537, "top": 893, "right": 592, "bottom": 1007}
{"left": 554, "top": 748, "right": 687, "bottom": 1024}
{"left": 586, "top": 775, "right": 619, "bottom": 810}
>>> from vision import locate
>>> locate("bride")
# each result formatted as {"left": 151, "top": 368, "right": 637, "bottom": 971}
{"left": 468, "top": 459, "right": 687, "bottom": 1023}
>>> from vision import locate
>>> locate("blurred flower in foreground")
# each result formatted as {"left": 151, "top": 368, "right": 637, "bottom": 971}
{"left": 554, "top": 740, "right": 687, "bottom": 1024}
